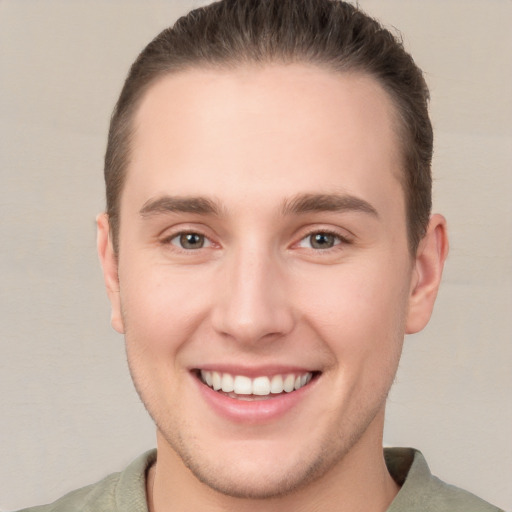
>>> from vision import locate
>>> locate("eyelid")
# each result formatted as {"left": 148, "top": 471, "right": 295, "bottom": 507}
{"left": 293, "top": 226, "right": 354, "bottom": 249}
{"left": 170, "top": 232, "right": 212, "bottom": 249}
{"left": 157, "top": 223, "right": 353, "bottom": 252}
{"left": 158, "top": 224, "right": 219, "bottom": 250}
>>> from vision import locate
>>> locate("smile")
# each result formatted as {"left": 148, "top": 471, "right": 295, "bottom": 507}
{"left": 199, "top": 370, "right": 314, "bottom": 399}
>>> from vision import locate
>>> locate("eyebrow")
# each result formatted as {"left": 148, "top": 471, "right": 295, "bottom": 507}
{"left": 139, "top": 195, "right": 222, "bottom": 217}
{"left": 139, "top": 192, "right": 378, "bottom": 219}
{"left": 282, "top": 193, "right": 379, "bottom": 217}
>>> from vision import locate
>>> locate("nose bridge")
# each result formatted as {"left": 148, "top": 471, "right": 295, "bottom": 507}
{"left": 212, "top": 240, "right": 294, "bottom": 344}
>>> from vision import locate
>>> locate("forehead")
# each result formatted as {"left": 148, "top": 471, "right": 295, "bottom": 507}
{"left": 125, "top": 63, "right": 403, "bottom": 214}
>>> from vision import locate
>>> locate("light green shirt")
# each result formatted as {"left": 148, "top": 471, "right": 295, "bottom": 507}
{"left": 16, "top": 448, "right": 503, "bottom": 512}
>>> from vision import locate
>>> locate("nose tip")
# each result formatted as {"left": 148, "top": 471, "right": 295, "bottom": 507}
{"left": 210, "top": 253, "right": 294, "bottom": 345}
{"left": 215, "top": 303, "right": 294, "bottom": 345}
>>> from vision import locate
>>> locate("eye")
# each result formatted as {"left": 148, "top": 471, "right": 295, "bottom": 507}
{"left": 298, "top": 231, "right": 343, "bottom": 250}
{"left": 169, "top": 232, "right": 211, "bottom": 250}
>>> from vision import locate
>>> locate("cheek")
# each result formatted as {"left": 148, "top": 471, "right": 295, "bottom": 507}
{"left": 117, "top": 259, "right": 210, "bottom": 358}
{"left": 118, "top": 265, "right": 201, "bottom": 415}
{"left": 294, "top": 260, "right": 410, "bottom": 359}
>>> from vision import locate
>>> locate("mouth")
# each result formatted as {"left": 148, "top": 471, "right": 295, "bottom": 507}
{"left": 196, "top": 369, "right": 318, "bottom": 401}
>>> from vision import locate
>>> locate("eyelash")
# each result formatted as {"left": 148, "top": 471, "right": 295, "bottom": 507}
{"left": 161, "top": 231, "right": 213, "bottom": 251}
{"left": 296, "top": 229, "right": 351, "bottom": 251}
{"left": 160, "top": 228, "right": 351, "bottom": 253}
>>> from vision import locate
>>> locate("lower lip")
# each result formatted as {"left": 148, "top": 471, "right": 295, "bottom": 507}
{"left": 193, "top": 374, "right": 317, "bottom": 424}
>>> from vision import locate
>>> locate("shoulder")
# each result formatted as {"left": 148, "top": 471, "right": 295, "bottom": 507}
{"left": 13, "top": 450, "right": 156, "bottom": 512}
{"left": 14, "top": 472, "right": 120, "bottom": 512}
{"left": 385, "top": 447, "right": 504, "bottom": 512}
{"left": 424, "top": 474, "right": 505, "bottom": 512}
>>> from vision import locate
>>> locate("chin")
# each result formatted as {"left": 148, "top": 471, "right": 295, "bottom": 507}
{"left": 179, "top": 447, "right": 329, "bottom": 499}
{"left": 159, "top": 423, "right": 362, "bottom": 500}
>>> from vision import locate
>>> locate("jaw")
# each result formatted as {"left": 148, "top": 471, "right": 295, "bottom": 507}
{"left": 152, "top": 401, "right": 392, "bottom": 510}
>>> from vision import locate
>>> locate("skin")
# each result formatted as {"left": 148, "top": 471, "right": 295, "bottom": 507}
{"left": 98, "top": 64, "right": 448, "bottom": 512}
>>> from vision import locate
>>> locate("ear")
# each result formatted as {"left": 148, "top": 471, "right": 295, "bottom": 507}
{"left": 406, "top": 214, "right": 449, "bottom": 334}
{"left": 96, "top": 213, "right": 125, "bottom": 334}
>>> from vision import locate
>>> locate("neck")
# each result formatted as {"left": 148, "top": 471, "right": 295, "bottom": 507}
{"left": 147, "top": 412, "right": 399, "bottom": 512}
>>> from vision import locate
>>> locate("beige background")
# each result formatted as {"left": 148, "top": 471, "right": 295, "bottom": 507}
{"left": 1, "top": 1, "right": 511, "bottom": 510}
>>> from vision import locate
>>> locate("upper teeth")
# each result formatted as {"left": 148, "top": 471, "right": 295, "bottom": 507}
{"left": 200, "top": 370, "right": 312, "bottom": 396}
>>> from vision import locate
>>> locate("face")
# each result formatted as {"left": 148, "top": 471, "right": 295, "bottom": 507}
{"left": 99, "top": 64, "right": 442, "bottom": 499}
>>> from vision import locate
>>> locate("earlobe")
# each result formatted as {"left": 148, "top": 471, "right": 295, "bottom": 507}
{"left": 96, "top": 213, "right": 125, "bottom": 334}
{"left": 406, "top": 214, "right": 449, "bottom": 334}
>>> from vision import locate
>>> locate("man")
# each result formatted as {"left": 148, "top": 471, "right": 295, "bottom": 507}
{"left": 17, "top": 0, "right": 503, "bottom": 511}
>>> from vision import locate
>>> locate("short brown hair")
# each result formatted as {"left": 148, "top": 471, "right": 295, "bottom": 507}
{"left": 105, "top": 0, "right": 432, "bottom": 254}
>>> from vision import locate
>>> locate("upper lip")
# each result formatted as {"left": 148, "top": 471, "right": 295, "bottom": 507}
{"left": 191, "top": 364, "right": 319, "bottom": 378}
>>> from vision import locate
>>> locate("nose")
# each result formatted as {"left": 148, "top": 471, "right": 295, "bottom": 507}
{"left": 211, "top": 245, "right": 295, "bottom": 345}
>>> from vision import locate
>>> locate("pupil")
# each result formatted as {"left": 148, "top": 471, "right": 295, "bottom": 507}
{"left": 311, "top": 233, "right": 334, "bottom": 249}
{"left": 180, "top": 233, "right": 204, "bottom": 249}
